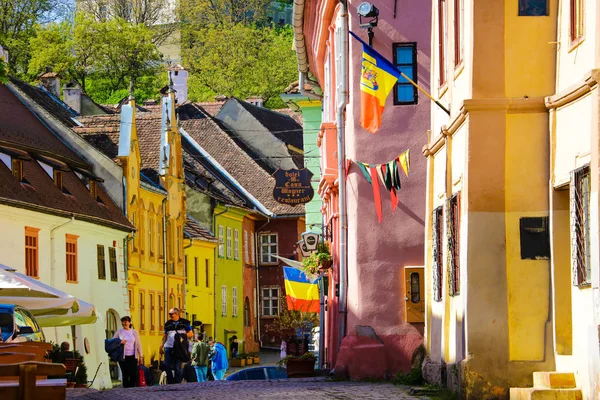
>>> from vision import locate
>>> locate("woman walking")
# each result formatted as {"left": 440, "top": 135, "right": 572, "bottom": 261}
{"left": 113, "top": 316, "right": 143, "bottom": 388}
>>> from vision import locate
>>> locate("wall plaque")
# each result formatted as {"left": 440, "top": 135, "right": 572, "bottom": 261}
{"left": 272, "top": 168, "right": 314, "bottom": 205}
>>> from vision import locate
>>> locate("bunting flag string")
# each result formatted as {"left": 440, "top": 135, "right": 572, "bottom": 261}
{"left": 347, "top": 149, "right": 410, "bottom": 223}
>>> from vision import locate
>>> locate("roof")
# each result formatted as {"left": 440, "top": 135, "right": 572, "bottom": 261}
{"left": 234, "top": 98, "right": 304, "bottom": 151}
{"left": 179, "top": 104, "right": 304, "bottom": 216}
{"left": 9, "top": 77, "right": 79, "bottom": 128}
{"left": 184, "top": 216, "right": 217, "bottom": 242}
{"left": 186, "top": 101, "right": 224, "bottom": 117}
{"left": 0, "top": 84, "right": 133, "bottom": 231}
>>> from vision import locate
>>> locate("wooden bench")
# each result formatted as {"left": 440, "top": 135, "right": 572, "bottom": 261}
{"left": 0, "top": 344, "right": 51, "bottom": 362}
{"left": 0, "top": 353, "right": 36, "bottom": 363}
{"left": 0, "top": 361, "right": 66, "bottom": 400}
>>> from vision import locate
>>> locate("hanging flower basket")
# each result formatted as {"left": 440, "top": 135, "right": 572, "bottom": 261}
{"left": 319, "top": 259, "right": 332, "bottom": 270}
{"left": 301, "top": 242, "right": 332, "bottom": 276}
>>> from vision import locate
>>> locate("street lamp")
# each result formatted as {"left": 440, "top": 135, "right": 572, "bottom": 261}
{"left": 357, "top": 2, "right": 379, "bottom": 46}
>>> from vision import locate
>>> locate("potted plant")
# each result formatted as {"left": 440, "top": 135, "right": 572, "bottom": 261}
{"left": 230, "top": 355, "right": 246, "bottom": 367}
{"left": 277, "top": 352, "right": 317, "bottom": 378}
{"left": 301, "top": 242, "right": 332, "bottom": 275}
{"left": 249, "top": 352, "right": 260, "bottom": 364}
{"left": 239, "top": 353, "right": 252, "bottom": 365}
{"left": 47, "top": 342, "right": 87, "bottom": 387}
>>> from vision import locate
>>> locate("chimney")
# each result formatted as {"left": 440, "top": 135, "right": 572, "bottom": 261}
{"left": 62, "top": 81, "right": 82, "bottom": 113}
{"left": 168, "top": 64, "right": 188, "bottom": 104}
{"left": 246, "top": 96, "right": 263, "bottom": 108}
{"left": 214, "top": 95, "right": 227, "bottom": 103}
{"left": 38, "top": 67, "right": 61, "bottom": 97}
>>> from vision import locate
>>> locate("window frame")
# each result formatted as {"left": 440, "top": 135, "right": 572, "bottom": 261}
{"left": 218, "top": 225, "right": 224, "bottom": 258}
{"left": 453, "top": 0, "right": 464, "bottom": 67}
{"left": 139, "top": 290, "right": 146, "bottom": 331}
{"left": 392, "top": 42, "right": 418, "bottom": 105}
{"left": 234, "top": 229, "right": 239, "bottom": 260}
{"left": 226, "top": 227, "right": 232, "bottom": 259}
{"left": 244, "top": 230, "right": 249, "bottom": 263}
{"left": 158, "top": 293, "right": 164, "bottom": 331}
{"left": 448, "top": 194, "right": 460, "bottom": 296}
{"left": 12, "top": 159, "right": 23, "bottom": 181}
{"left": 205, "top": 259, "right": 210, "bottom": 288}
{"left": 572, "top": 165, "right": 591, "bottom": 286}
{"left": 232, "top": 287, "right": 238, "bottom": 316}
{"left": 194, "top": 257, "right": 199, "bottom": 287}
{"left": 221, "top": 285, "right": 227, "bottom": 316}
{"left": 25, "top": 227, "right": 40, "bottom": 278}
{"left": 97, "top": 244, "right": 106, "bottom": 280}
{"left": 261, "top": 286, "right": 280, "bottom": 317}
{"left": 259, "top": 233, "right": 279, "bottom": 265}
{"left": 518, "top": 0, "right": 548, "bottom": 16}
{"left": 437, "top": 0, "right": 448, "bottom": 87}
{"left": 432, "top": 207, "right": 444, "bottom": 301}
{"left": 569, "top": 0, "right": 584, "bottom": 45}
{"left": 109, "top": 247, "right": 118, "bottom": 282}
{"left": 149, "top": 291, "right": 156, "bottom": 331}
{"left": 65, "top": 234, "right": 79, "bottom": 283}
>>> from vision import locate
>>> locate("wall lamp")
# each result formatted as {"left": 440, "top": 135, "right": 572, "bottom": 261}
{"left": 357, "top": 2, "right": 379, "bottom": 46}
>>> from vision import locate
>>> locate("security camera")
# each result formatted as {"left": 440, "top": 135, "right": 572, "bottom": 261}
{"left": 357, "top": 2, "right": 379, "bottom": 18}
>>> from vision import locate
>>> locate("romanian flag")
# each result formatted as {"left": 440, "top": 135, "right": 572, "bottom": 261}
{"left": 283, "top": 267, "right": 319, "bottom": 313}
{"left": 350, "top": 31, "right": 402, "bottom": 134}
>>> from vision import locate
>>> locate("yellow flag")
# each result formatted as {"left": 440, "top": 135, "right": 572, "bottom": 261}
{"left": 399, "top": 150, "right": 410, "bottom": 177}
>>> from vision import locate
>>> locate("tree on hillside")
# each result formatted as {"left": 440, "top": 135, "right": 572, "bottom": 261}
{"left": 181, "top": 23, "right": 297, "bottom": 108}
{"left": 28, "top": 14, "right": 161, "bottom": 97}
{"left": 0, "top": 0, "right": 67, "bottom": 75}
{"left": 178, "top": 0, "right": 277, "bottom": 27}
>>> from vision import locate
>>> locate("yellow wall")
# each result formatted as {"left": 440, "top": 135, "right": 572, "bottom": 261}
{"left": 184, "top": 240, "right": 217, "bottom": 338}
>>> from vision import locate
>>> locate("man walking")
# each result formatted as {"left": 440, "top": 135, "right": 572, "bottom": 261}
{"left": 208, "top": 339, "right": 228, "bottom": 381}
{"left": 159, "top": 308, "right": 193, "bottom": 383}
{"left": 191, "top": 337, "right": 210, "bottom": 382}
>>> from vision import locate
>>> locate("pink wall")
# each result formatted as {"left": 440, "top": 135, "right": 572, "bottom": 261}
{"left": 308, "top": 0, "right": 430, "bottom": 374}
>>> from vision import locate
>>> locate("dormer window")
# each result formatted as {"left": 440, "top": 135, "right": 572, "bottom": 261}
{"left": 89, "top": 180, "right": 98, "bottom": 200}
{"left": 12, "top": 159, "right": 23, "bottom": 181}
{"left": 53, "top": 170, "right": 63, "bottom": 191}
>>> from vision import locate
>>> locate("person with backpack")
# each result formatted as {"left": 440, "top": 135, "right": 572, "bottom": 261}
{"left": 159, "top": 308, "right": 192, "bottom": 384}
{"left": 208, "top": 340, "right": 228, "bottom": 381}
{"left": 191, "top": 337, "right": 210, "bottom": 382}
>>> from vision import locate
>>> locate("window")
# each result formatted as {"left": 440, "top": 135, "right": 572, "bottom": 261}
{"left": 184, "top": 255, "right": 188, "bottom": 284}
{"left": 139, "top": 291, "right": 145, "bottom": 331}
{"left": 205, "top": 259, "right": 210, "bottom": 288}
{"left": 177, "top": 296, "right": 182, "bottom": 310}
{"left": 393, "top": 43, "right": 418, "bottom": 105}
{"left": 189, "top": 257, "right": 195, "bottom": 286}
{"left": 158, "top": 219, "right": 164, "bottom": 258}
{"left": 262, "top": 287, "right": 279, "bottom": 316}
{"left": 97, "top": 245, "right": 106, "bottom": 280}
{"left": 244, "top": 297, "right": 251, "bottom": 326}
{"left": 448, "top": 194, "right": 460, "bottom": 296}
{"left": 128, "top": 289, "right": 134, "bottom": 309}
{"left": 148, "top": 217, "right": 154, "bottom": 256}
{"left": 109, "top": 247, "right": 118, "bottom": 282}
{"left": 105, "top": 309, "right": 118, "bottom": 340}
{"left": 0, "top": 152, "right": 10, "bottom": 170}
{"left": 250, "top": 234, "right": 255, "bottom": 264}
{"left": 518, "top": 0, "right": 548, "bottom": 16}
{"left": 66, "top": 234, "right": 78, "bottom": 282}
{"left": 218, "top": 226, "right": 224, "bottom": 257}
{"left": 25, "top": 227, "right": 39, "bottom": 278}
{"left": 438, "top": 0, "right": 447, "bottom": 86}
{"left": 432, "top": 207, "right": 443, "bottom": 301}
{"left": 453, "top": 0, "right": 463, "bottom": 65}
{"left": 149, "top": 293, "right": 156, "bottom": 331}
{"left": 158, "top": 294, "right": 164, "bottom": 330}
{"left": 89, "top": 181, "right": 98, "bottom": 200}
{"left": 234, "top": 229, "right": 239, "bottom": 260}
{"left": 177, "top": 225, "right": 182, "bottom": 261}
{"left": 12, "top": 159, "right": 23, "bottom": 181}
{"left": 244, "top": 230, "right": 249, "bottom": 263}
{"left": 260, "top": 234, "right": 278, "bottom": 264}
{"left": 226, "top": 227, "right": 232, "bottom": 259}
{"left": 53, "top": 170, "right": 63, "bottom": 191}
{"left": 410, "top": 273, "right": 421, "bottom": 303}
{"left": 569, "top": 0, "right": 584, "bottom": 43}
{"left": 131, "top": 211, "right": 138, "bottom": 252}
{"left": 232, "top": 287, "right": 238, "bottom": 316}
{"left": 221, "top": 286, "right": 227, "bottom": 315}
{"left": 572, "top": 166, "right": 591, "bottom": 286}
{"left": 139, "top": 213, "right": 145, "bottom": 255}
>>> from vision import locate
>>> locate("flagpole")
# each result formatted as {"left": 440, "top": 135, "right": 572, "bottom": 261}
{"left": 398, "top": 71, "right": 451, "bottom": 116}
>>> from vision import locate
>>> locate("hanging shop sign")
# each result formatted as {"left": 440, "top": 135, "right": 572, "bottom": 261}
{"left": 273, "top": 168, "right": 314, "bottom": 205}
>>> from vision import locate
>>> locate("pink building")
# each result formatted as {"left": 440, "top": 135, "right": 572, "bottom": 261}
{"left": 294, "top": 0, "right": 430, "bottom": 378}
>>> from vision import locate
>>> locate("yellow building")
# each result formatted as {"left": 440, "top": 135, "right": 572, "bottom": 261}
{"left": 183, "top": 217, "right": 217, "bottom": 339}
{"left": 117, "top": 88, "right": 187, "bottom": 361}
{"left": 423, "top": 1, "right": 558, "bottom": 398}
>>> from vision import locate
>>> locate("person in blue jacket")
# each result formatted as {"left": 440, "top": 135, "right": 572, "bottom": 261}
{"left": 208, "top": 340, "right": 228, "bottom": 380}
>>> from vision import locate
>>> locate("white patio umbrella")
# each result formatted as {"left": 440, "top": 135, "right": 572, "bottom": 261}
{"left": 0, "top": 264, "right": 97, "bottom": 327}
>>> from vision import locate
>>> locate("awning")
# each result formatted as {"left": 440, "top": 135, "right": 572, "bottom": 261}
{"left": 0, "top": 264, "right": 97, "bottom": 327}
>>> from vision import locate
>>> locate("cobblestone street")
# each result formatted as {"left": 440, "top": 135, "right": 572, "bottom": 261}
{"left": 67, "top": 378, "right": 431, "bottom": 400}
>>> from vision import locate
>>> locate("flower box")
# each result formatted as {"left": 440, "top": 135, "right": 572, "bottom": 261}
{"left": 285, "top": 357, "right": 316, "bottom": 378}
{"left": 230, "top": 358, "right": 246, "bottom": 367}
{"left": 253, "top": 357, "right": 260, "bottom": 364}
{"left": 246, "top": 357, "right": 253, "bottom": 365}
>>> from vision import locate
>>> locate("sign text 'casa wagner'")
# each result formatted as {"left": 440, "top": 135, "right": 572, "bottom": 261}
{"left": 272, "top": 168, "right": 314, "bottom": 205}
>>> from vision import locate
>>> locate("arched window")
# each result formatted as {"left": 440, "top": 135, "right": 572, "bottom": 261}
{"left": 244, "top": 297, "right": 251, "bottom": 327}
{"left": 105, "top": 309, "right": 118, "bottom": 340}
{"left": 169, "top": 294, "right": 175, "bottom": 309}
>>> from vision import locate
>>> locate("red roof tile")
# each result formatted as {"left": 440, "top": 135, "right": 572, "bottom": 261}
{"left": 184, "top": 217, "right": 217, "bottom": 242}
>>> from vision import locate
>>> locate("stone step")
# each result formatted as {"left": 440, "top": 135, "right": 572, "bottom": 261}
{"left": 509, "top": 387, "right": 583, "bottom": 400}
{"left": 533, "top": 372, "right": 577, "bottom": 389}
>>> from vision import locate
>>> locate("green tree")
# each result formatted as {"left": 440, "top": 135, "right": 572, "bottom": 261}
{"left": 178, "top": 0, "right": 274, "bottom": 27}
{"left": 182, "top": 23, "right": 297, "bottom": 108}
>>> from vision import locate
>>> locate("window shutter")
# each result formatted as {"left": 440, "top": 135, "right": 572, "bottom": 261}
{"left": 570, "top": 170, "right": 580, "bottom": 286}
{"left": 432, "top": 208, "right": 441, "bottom": 301}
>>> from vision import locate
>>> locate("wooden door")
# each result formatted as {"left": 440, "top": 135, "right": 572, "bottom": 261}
{"left": 405, "top": 267, "right": 425, "bottom": 323}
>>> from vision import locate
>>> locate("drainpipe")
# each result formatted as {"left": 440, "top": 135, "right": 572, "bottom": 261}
{"left": 212, "top": 205, "right": 229, "bottom": 340}
{"left": 162, "top": 197, "right": 168, "bottom": 321}
{"left": 336, "top": 0, "right": 349, "bottom": 350}
{"left": 50, "top": 214, "right": 75, "bottom": 339}
{"left": 254, "top": 218, "right": 271, "bottom": 349}
{"left": 183, "top": 238, "right": 194, "bottom": 318}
